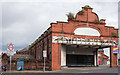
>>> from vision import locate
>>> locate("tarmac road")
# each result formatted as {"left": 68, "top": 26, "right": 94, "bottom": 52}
{"left": 118, "top": 60, "right": 120, "bottom": 75}
{"left": 0, "top": 73, "right": 118, "bottom": 75}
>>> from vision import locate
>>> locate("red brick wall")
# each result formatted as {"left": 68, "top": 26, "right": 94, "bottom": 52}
{"left": 51, "top": 43, "right": 61, "bottom": 70}
{"left": 51, "top": 7, "right": 118, "bottom": 38}
{"left": 51, "top": 6, "right": 118, "bottom": 70}
{"left": 28, "top": 27, "right": 52, "bottom": 70}
{"left": 110, "top": 46, "right": 118, "bottom": 67}
{"left": 76, "top": 7, "right": 98, "bottom": 22}
{"left": 4, "top": 6, "right": 118, "bottom": 71}
{"left": 2, "top": 53, "right": 8, "bottom": 66}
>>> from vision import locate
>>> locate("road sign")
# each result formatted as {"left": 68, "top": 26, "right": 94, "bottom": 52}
{"left": 17, "top": 59, "right": 24, "bottom": 71}
{"left": 7, "top": 43, "right": 14, "bottom": 74}
{"left": 43, "top": 50, "right": 47, "bottom": 72}
{"left": 8, "top": 44, "right": 14, "bottom": 51}
{"left": 43, "top": 50, "right": 47, "bottom": 57}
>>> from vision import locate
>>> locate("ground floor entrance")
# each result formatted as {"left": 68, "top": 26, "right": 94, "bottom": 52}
{"left": 61, "top": 44, "right": 98, "bottom": 67}
{"left": 66, "top": 54, "right": 94, "bottom": 66}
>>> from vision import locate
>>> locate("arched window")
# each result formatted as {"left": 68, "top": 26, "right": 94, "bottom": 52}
{"left": 74, "top": 27, "right": 100, "bottom": 36}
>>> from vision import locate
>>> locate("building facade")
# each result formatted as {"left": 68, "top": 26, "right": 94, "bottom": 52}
{"left": 98, "top": 50, "right": 109, "bottom": 65}
{"left": 2, "top": 5, "right": 119, "bottom": 71}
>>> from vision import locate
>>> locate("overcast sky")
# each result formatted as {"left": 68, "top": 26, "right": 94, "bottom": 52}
{"left": 0, "top": 0, "right": 119, "bottom": 57}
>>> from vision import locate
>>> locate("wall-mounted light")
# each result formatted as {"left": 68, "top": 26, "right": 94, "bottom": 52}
{"left": 101, "top": 37, "right": 103, "bottom": 40}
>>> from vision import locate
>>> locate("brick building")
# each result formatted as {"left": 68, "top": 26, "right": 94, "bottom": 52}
{"left": 98, "top": 50, "right": 109, "bottom": 65}
{"left": 2, "top": 5, "right": 118, "bottom": 71}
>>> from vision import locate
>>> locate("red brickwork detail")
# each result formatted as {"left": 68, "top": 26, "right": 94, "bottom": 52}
{"left": 51, "top": 43, "right": 61, "bottom": 70}
{"left": 2, "top": 6, "right": 119, "bottom": 71}
{"left": 110, "top": 46, "right": 118, "bottom": 67}
{"left": 76, "top": 7, "right": 98, "bottom": 22}
{"left": 51, "top": 6, "right": 118, "bottom": 70}
{"left": 51, "top": 7, "right": 118, "bottom": 38}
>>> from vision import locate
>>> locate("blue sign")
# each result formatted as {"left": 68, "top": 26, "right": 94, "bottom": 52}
{"left": 17, "top": 59, "right": 24, "bottom": 71}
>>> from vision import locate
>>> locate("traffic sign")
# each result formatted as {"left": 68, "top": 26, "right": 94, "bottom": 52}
{"left": 43, "top": 50, "right": 47, "bottom": 72}
{"left": 8, "top": 44, "right": 14, "bottom": 51}
{"left": 7, "top": 43, "right": 14, "bottom": 74}
{"left": 43, "top": 50, "right": 47, "bottom": 57}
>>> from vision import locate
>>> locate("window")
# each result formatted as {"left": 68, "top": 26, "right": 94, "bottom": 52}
{"left": 74, "top": 27, "right": 100, "bottom": 36}
{"left": 6, "top": 60, "right": 7, "bottom": 65}
{"left": 4, "top": 59, "right": 5, "bottom": 64}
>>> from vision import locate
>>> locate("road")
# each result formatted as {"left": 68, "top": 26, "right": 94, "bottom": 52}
{"left": 118, "top": 60, "right": 120, "bottom": 75}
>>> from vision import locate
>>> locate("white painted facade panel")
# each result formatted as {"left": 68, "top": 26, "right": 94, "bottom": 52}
{"left": 61, "top": 45, "right": 66, "bottom": 66}
{"left": 94, "top": 53, "right": 96, "bottom": 66}
{"left": 66, "top": 47, "right": 95, "bottom": 55}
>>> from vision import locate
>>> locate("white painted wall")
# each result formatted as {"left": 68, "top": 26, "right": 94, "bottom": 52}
{"left": 74, "top": 27, "right": 100, "bottom": 36}
{"left": 94, "top": 52, "right": 96, "bottom": 66}
{"left": 66, "top": 46, "right": 95, "bottom": 55}
{"left": 61, "top": 45, "right": 66, "bottom": 66}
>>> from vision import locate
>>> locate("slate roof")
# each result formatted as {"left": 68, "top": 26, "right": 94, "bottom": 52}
{"left": 18, "top": 46, "right": 29, "bottom": 52}
{"left": 11, "top": 55, "right": 34, "bottom": 60}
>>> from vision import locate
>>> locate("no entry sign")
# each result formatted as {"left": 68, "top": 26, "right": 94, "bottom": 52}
{"left": 8, "top": 44, "right": 14, "bottom": 51}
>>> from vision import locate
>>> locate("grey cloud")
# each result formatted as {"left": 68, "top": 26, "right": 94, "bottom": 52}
{"left": 1, "top": 0, "right": 120, "bottom": 3}
{"left": 1, "top": 2, "right": 119, "bottom": 52}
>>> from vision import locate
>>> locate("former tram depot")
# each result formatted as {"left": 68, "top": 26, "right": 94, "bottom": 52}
{"left": 2, "top": 5, "right": 118, "bottom": 71}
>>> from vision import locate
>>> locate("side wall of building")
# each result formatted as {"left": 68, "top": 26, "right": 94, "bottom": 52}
{"left": 28, "top": 27, "right": 52, "bottom": 70}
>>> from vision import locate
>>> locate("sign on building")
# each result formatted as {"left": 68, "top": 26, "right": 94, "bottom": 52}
{"left": 43, "top": 50, "right": 47, "bottom": 72}
{"left": 43, "top": 50, "right": 47, "bottom": 57}
{"left": 17, "top": 59, "right": 24, "bottom": 71}
{"left": 113, "top": 47, "right": 119, "bottom": 54}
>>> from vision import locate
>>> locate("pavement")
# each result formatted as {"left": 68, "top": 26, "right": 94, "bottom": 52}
{"left": 59, "top": 66, "right": 118, "bottom": 73}
{"left": 0, "top": 65, "right": 119, "bottom": 74}
{"left": 0, "top": 73, "right": 118, "bottom": 75}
